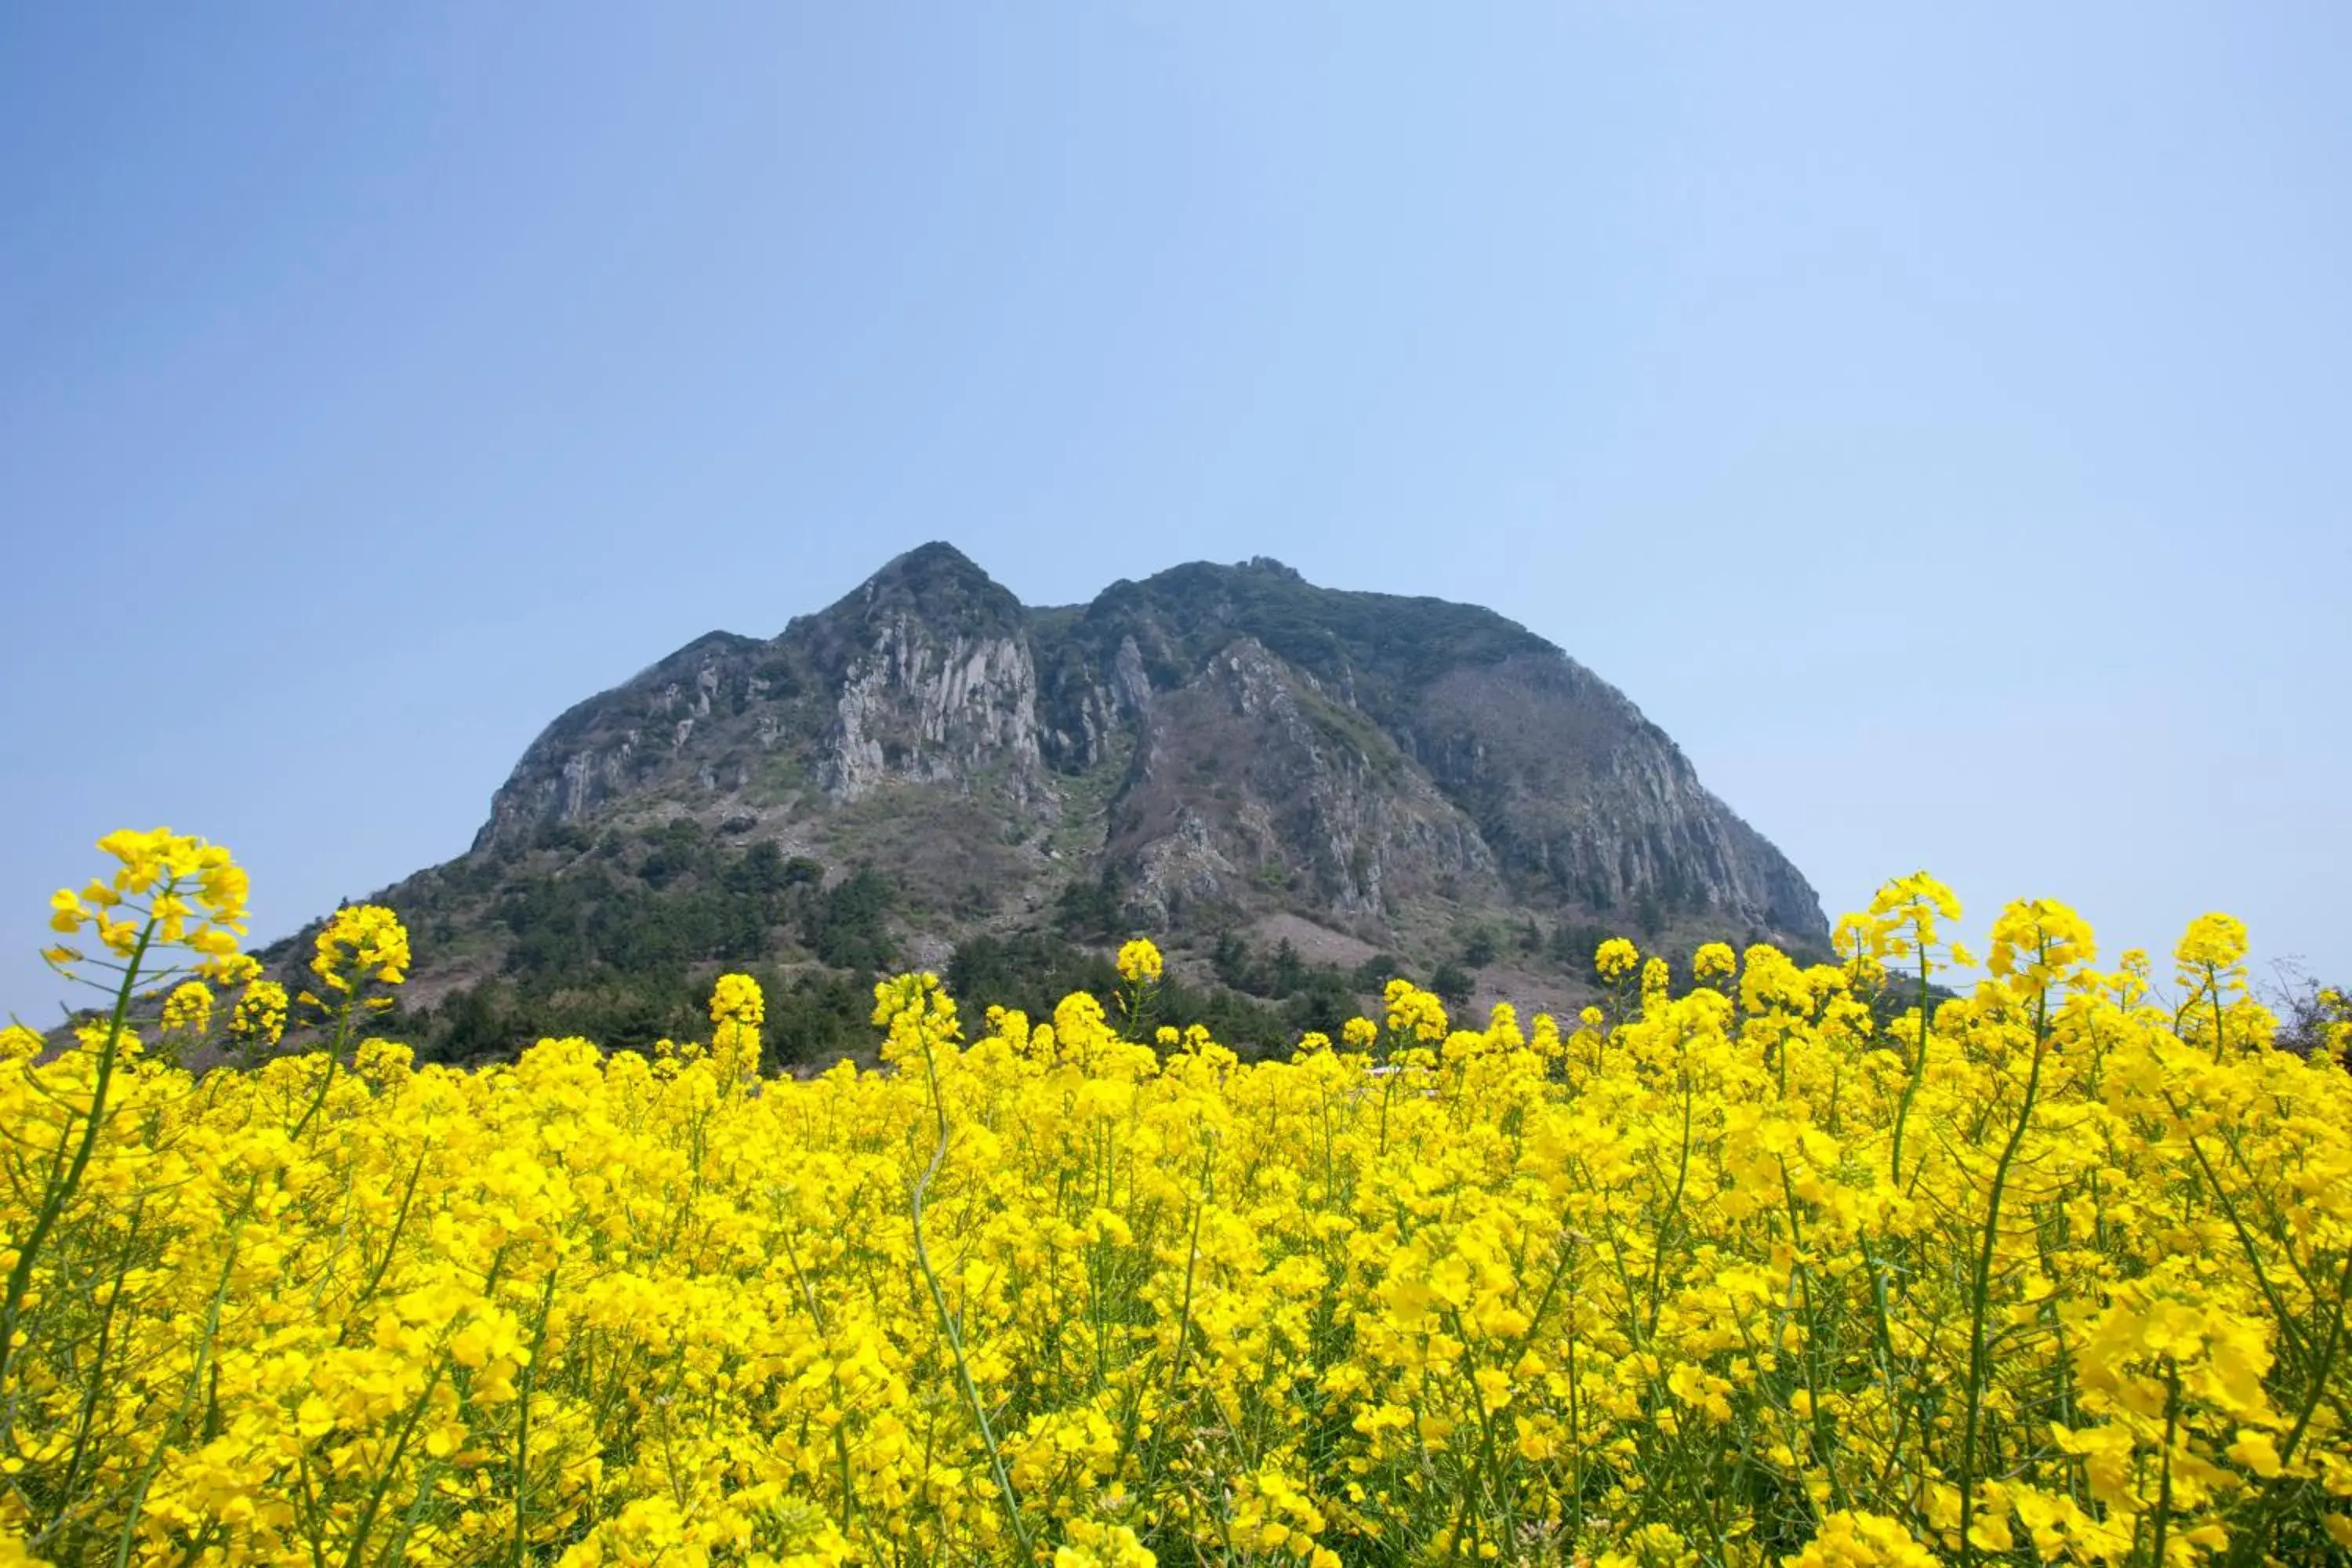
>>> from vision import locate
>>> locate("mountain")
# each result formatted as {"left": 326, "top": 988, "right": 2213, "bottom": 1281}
{"left": 333, "top": 545, "right": 1827, "bottom": 1062}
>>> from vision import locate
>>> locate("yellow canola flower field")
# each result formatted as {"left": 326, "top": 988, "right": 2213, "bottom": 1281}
{"left": 4, "top": 834, "right": 2351, "bottom": 1568}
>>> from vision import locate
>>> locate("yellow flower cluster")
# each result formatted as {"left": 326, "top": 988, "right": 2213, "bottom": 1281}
{"left": 1115, "top": 939, "right": 1163, "bottom": 985}
{"left": 1382, "top": 976, "right": 1449, "bottom": 1041}
{"left": 2311, "top": 986, "right": 2351, "bottom": 1065}
{"left": 159, "top": 979, "right": 212, "bottom": 1033}
{"left": 1054, "top": 1519, "right": 1157, "bottom": 1568}
{"left": 44, "top": 827, "right": 249, "bottom": 980}
{"left": 227, "top": 978, "right": 289, "bottom": 1048}
{"left": 2, "top": 837, "right": 2349, "bottom": 1568}
{"left": 312, "top": 902, "right": 412, "bottom": 994}
{"left": 709, "top": 971, "right": 765, "bottom": 1083}
{"left": 1781, "top": 1511, "right": 1940, "bottom": 1568}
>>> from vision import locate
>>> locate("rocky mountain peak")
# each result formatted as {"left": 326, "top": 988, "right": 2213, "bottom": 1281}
{"left": 388, "top": 546, "right": 1828, "bottom": 1060}
{"left": 811, "top": 541, "right": 1025, "bottom": 644}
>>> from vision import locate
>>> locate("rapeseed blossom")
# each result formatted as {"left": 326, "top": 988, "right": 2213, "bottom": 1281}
{"left": 312, "top": 902, "right": 411, "bottom": 991}
{"left": 1115, "top": 938, "right": 1163, "bottom": 985}
{"left": 1, "top": 832, "right": 2347, "bottom": 1566}
{"left": 708, "top": 971, "right": 764, "bottom": 1082}
{"left": 1595, "top": 936, "right": 1641, "bottom": 981}
{"left": 227, "top": 977, "right": 288, "bottom": 1047}
{"left": 159, "top": 978, "right": 212, "bottom": 1033}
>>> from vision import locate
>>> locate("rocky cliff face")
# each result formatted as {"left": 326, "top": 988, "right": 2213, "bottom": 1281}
{"left": 449, "top": 544, "right": 1826, "bottom": 983}
{"left": 1106, "top": 637, "right": 1503, "bottom": 927}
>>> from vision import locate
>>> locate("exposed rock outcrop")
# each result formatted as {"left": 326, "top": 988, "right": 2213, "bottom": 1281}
{"left": 448, "top": 542, "right": 1824, "bottom": 986}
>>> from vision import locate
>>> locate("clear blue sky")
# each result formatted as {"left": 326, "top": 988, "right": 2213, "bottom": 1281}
{"left": 5, "top": 4, "right": 2347, "bottom": 1021}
